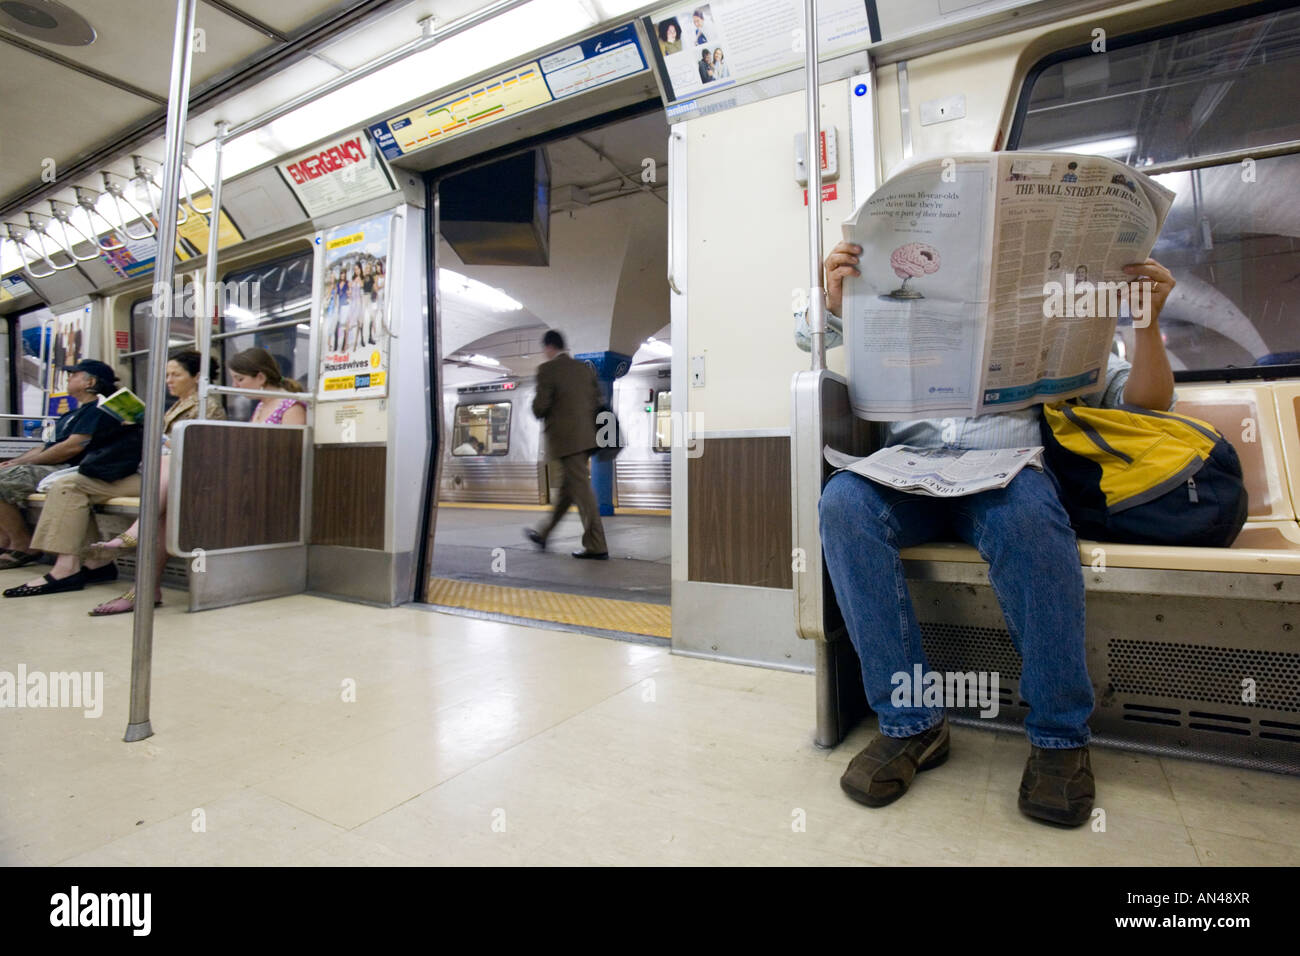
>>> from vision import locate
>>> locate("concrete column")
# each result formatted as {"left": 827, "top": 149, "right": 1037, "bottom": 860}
{"left": 576, "top": 350, "right": 631, "bottom": 516}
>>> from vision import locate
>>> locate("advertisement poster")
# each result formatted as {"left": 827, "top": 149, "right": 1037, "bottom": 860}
{"left": 644, "top": 0, "right": 870, "bottom": 107}
{"left": 0, "top": 273, "right": 32, "bottom": 302}
{"left": 175, "top": 197, "right": 244, "bottom": 256}
{"left": 99, "top": 217, "right": 194, "bottom": 280}
{"left": 317, "top": 212, "right": 391, "bottom": 401}
{"left": 45, "top": 305, "right": 92, "bottom": 416}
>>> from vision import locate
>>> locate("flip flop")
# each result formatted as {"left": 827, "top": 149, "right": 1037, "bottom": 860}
{"left": 0, "top": 550, "right": 42, "bottom": 571}
{"left": 3, "top": 571, "right": 86, "bottom": 598}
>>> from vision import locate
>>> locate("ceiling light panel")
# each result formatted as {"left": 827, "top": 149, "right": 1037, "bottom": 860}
{"left": 249, "top": 0, "right": 595, "bottom": 162}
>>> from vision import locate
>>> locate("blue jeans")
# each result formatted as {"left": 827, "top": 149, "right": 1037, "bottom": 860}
{"left": 818, "top": 467, "right": 1093, "bottom": 748}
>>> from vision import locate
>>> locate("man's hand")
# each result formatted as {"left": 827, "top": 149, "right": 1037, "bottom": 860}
{"left": 824, "top": 242, "right": 862, "bottom": 319}
{"left": 1123, "top": 258, "right": 1175, "bottom": 328}
{"left": 1120, "top": 258, "right": 1176, "bottom": 410}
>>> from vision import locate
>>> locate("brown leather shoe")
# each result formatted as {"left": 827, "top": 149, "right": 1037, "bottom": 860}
{"left": 840, "top": 718, "right": 949, "bottom": 808}
{"left": 1018, "top": 745, "right": 1095, "bottom": 827}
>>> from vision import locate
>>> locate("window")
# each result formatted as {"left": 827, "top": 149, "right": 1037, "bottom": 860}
{"left": 128, "top": 281, "right": 197, "bottom": 400}
{"left": 16, "top": 307, "right": 52, "bottom": 434}
{"left": 1012, "top": 5, "right": 1300, "bottom": 375}
{"left": 653, "top": 390, "right": 672, "bottom": 453}
{"left": 0, "top": 317, "right": 9, "bottom": 431}
{"left": 218, "top": 251, "right": 313, "bottom": 421}
{"left": 452, "top": 402, "right": 511, "bottom": 456}
{"left": 14, "top": 306, "right": 97, "bottom": 433}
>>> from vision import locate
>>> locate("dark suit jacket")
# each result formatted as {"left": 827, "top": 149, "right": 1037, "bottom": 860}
{"left": 532, "top": 352, "right": 603, "bottom": 461}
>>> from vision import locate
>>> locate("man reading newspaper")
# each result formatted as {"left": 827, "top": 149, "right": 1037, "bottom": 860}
{"left": 798, "top": 243, "right": 1175, "bottom": 828}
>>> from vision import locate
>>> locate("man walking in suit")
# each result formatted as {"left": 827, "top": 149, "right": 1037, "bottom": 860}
{"left": 525, "top": 330, "right": 608, "bottom": 559}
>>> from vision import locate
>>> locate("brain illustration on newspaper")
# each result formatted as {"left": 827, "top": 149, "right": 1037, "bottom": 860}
{"left": 887, "top": 242, "right": 941, "bottom": 300}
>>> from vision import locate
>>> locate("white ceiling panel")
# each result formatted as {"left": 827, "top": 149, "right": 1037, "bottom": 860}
{"left": 3, "top": 0, "right": 281, "bottom": 97}
{"left": 313, "top": 0, "right": 467, "bottom": 70}
{"left": 0, "top": 44, "right": 158, "bottom": 203}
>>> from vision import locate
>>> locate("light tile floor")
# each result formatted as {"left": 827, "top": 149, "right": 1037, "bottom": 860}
{"left": 1, "top": 571, "right": 1297, "bottom": 866}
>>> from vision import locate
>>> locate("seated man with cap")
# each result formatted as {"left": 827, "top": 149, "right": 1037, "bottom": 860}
{"left": 2, "top": 360, "right": 144, "bottom": 598}
{"left": 0, "top": 359, "right": 125, "bottom": 574}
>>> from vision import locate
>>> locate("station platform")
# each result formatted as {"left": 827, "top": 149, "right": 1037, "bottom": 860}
{"left": 429, "top": 504, "right": 671, "bottom": 638}
{"left": 1, "top": 567, "right": 1297, "bottom": 866}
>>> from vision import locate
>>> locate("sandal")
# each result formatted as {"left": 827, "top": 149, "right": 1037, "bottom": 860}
{"left": 0, "top": 550, "right": 42, "bottom": 571}
{"left": 88, "top": 588, "right": 162, "bottom": 617}
{"left": 3, "top": 571, "right": 87, "bottom": 598}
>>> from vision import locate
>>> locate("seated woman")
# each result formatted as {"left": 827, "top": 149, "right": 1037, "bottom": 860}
{"left": 89, "top": 347, "right": 303, "bottom": 614}
{"left": 230, "top": 347, "right": 308, "bottom": 425}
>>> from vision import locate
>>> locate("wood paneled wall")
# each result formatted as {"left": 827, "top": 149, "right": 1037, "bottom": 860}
{"left": 176, "top": 425, "right": 302, "bottom": 552}
{"left": 687, "top": 436, "right": 792, "bottom": 589}
{"left": 311, "top": 444, "right": 387, "bottom": 549}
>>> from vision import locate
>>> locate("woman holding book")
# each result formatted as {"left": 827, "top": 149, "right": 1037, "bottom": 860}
{"left": 84, "top": 350, "right": 226, "bottom": 615}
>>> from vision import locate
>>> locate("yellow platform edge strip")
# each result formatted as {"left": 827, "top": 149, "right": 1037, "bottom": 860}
{"left": 426, "top": 577, "right": 671, "bottom": 638}
{"left": 439, "top": 501, "right": 670, "bottom": 516}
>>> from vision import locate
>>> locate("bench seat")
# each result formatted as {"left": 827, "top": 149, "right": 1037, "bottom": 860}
{"left": 900, "top": 520, "right": 1300, "bottom": 574}
{"left": 25, "top": 493, "right": 141, "bottom": 513}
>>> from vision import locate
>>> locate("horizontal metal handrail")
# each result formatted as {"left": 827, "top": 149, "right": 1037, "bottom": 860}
{"left": 212, "top": 317, "right": 307, "bottom": 340}
{"left": 1139, "top": 139, "right": 1300, "bottom": 177}
{"left": 0, "top": 413, "right": 56, "bottom": 422}
{"left": 119, "top": 339, "right": 199, "bottom": 359}
{"left": 206, "top": 384, "right": 315, "bottom": 403}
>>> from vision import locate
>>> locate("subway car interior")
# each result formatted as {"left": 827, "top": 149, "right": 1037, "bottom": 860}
{"left": 0, "top": 0, "right": 1297, "bottom": 878}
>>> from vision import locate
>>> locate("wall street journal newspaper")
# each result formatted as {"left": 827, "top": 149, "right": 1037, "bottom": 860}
{"left": 841, "top": 152, "right": 1175, "bottom": 420}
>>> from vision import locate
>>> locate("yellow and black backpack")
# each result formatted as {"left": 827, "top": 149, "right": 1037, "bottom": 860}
{"left": 1039, "top": 402, "right": 1248, "bottom": 547}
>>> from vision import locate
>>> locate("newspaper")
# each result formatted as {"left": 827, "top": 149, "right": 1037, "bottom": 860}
{"left": 825, "top": 444, "right": 1043, "bottom": 498}
{"left": 841, "top": 152, "right": 1175, "bottom": 421}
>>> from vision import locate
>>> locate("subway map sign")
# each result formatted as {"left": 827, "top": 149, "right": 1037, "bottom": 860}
{"left": 369, "top": 23, "right": 646, "bottom": 161}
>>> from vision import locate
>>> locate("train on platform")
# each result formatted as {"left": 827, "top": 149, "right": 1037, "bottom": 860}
{"left": 439, "top": 361, "right": 672, "bottom": 508}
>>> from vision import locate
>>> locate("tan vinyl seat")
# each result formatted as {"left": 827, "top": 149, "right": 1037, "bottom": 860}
{"left": 1269, "top": 382, "right": 1300, "bottom": 520}
{"left": 1173, "top": 384, "right": 1291, "bottom": 521}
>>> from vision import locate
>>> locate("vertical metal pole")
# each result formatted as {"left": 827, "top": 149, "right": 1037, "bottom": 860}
{"left": 37, "top": 314, "right": 51, "bottom": 431}
{"left": 803, "top": 0, "right": 827, "bottom": 372}
{"left": 125, "top": 0, "right": 198, "bottom": 743}
{"left": 197, "top": 122, "right": 228, "bottom": 421}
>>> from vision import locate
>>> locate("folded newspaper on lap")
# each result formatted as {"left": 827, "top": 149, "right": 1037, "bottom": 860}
{"left": 842, "top": 152, "right": 1175, "bottom": 421}
{"left": 825, "top": 445, "right": 1044, "bottom": 497}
